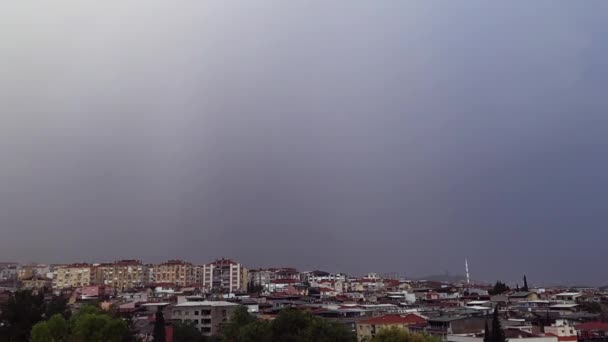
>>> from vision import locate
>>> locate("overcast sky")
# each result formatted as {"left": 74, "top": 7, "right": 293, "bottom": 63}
{"left": 1, "top": 1, "right": 607, "bottom": 285}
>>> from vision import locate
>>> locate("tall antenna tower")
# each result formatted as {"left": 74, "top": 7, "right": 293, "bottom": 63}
{"left": 465, "top": 258, "right": 470, "bottom": 285}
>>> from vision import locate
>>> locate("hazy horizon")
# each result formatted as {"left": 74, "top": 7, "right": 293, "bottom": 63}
{"left": 2, "top": 1, "right": 608, "bottom": 285}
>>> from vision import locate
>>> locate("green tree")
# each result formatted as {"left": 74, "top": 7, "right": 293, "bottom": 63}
{"left": 269, "top": 307, "right": 354, "bottom": 342}
{"left": 489, "top": 281, "right": 509, "bottom": 295}
{"left": 371, "top": 326, "right": 408, "bottom": 342}
{"left": 45, "top": 296, "right": 70, "bottom": 320}
{"left": 30, "top": 323, "right": 53, "bottom": 342}
{"left": 0, "top": 290, "right": 45, "bottom": 341}
{"left": 223, "top": 306, "right": 257, "bottom": 341}
{"left": 30, "top": 304, "right": 131, "bottom": 342}
{"left": 580, "top": 302, "right": 602, "bottom": 314}
{"left": 173, "top": 321, "right": 205, "bottom": 342}
{"left": 153, "top": 307, "right": 166, "bottom": 342}
{"left": 223, "top": 307, "right": 356, "bottom": 342}
{"left": 523, "top": 275, "right": 529, "bottom": 292}
{"left": 234, "top": 320, "right": 272, "bottom": 342}
{"left": 30, "top": 314, "right": 68, "bottom": 342}
{"left": 47, "top": 314, "right": 68, "bottom": 340}
{"left": 71, "top": 311, "right": 128, "bottom": 342}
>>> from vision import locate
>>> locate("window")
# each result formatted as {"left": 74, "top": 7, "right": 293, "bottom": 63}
{"left": 195, "top": 310, "right": 199, "bottom": 315}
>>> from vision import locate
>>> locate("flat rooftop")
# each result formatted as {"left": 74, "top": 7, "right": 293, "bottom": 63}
{"left": 174, "top": 301, "right": 239, "bottom": 307}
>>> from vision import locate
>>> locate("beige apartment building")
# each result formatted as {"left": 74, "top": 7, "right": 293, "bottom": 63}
{"left": 18, "top": 264, "right": 51, "bottom": 280}
{"left": 153, "top": 260, "right": 195, "bottom": 286}
{"left": 95, "top": 260, "right": 148, "bottom": 292}
{"left": 52, "top": 263, "right": 94, "bottom": 289}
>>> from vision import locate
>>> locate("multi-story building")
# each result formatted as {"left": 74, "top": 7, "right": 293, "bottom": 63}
{"left": 0, "top": 263, "right": 19, "bottom": 281}
{"left": 248, "top": 269, "right": 273, "bottom": 289}
{"left": 171, "top": 301, "right": 240, "bottom": 336}
{"left": 248, "top": 267, "right": 300, "bottom": 291}
{"left": 198, "top": 258, "right": 247, "bottom": 293}
{"left": 304, "top": 270, "right": 347, "bottom": 283}
{"left": 152, "top": 260, "right": 194, "bottom": 287}
{"left": 95, "top": 260, "right": 148, "bottom": 292}
{"left": 52, "top": 263, "right": 94, "bottom": 289}
{"left": 18, "top": 264, "right": 51, "bottom": 280}
{"left": 21, "top": 275, "right": 52, "bottom": 291}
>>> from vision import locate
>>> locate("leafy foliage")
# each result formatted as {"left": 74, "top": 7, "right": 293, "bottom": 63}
{"left": 580, "top": 302, "right": 602, "bottom": 314}
{"left": 29, "top": 304, "right": 131, "bottom": 342}
{"left": 0, "top": 290, "right": 46, "bottom": 341}
{"left": 223, "top": 307, "right": 355, "bottom": 342}
{"left": 173, "top": 321, "right": 206, "bottom": 342}
{"left": 489, "top": 281, "right": 510, "bottom": 295}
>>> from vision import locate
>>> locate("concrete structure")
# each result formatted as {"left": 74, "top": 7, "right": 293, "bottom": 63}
{"left": 555, "top": 293, "right": 582, "bottom": 304}
{"left": 545, "top": 319, "right": 577, "bottom": 340}
{"left": 171, "top": 301, "right": 240, "bottom": 336}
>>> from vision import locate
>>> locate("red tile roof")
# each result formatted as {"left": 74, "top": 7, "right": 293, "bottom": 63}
{"left": 359, "top": 314, "right": 427, "bottom": 326}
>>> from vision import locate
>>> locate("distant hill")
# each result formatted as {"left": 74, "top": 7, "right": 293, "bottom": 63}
{"left": 415, "top": 274, "right": 467, "bottom": 283}
{"left": 413, "top": 274, "right": 489, "bottom": 285}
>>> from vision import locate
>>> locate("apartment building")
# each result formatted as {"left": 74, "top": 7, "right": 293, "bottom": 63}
{"left": 152, "top": 260, "right": 194, "bottom": 287}
{"left": 197, "top": 258, "right": 247, "bottom": 293}
{"left": 0, "top": 263, "right": 19, "bottom": 281}
{"left": 52, "top": 263, "right": 93, "bottom": 289}
{"left": 95, "top": 260, "right": 148, "bottom": 292}
{"left": 172, "top": 301, "right": 239, "bottom": 336}
{"left": 21, "top": 275, "right": 52, "bottom": 290}
{"left": 18, "top": 264, "right": 51, "bottom": 280}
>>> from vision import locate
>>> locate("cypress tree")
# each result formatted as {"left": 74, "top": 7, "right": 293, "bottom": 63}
{"left": 491, "top": 306, "right": 506, "bottom": 342}
{"left": 523, "top": 275, "right": 529, "bottom": 292}
{"left": 483, "top": 320, "right": 490, "bottom": 342}
{"left": 153, "top": 307, "right": 166, "bottom": 342}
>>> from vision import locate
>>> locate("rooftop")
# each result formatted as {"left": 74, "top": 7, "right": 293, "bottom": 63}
{"left": 359, "top": 314, "right": 427, "bottom": 326}
{"left": 174, "top": 301, "right": 239, "bottom": 307}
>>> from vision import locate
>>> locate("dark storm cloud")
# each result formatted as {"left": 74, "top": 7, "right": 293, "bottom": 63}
{"left": 1, "top": 1, "right": 608, "bottom": 285}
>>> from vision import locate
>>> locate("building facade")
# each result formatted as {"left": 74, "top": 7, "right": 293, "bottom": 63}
{"left": 95, "top": 260, "right": 148, "bottom": 292}
{"left": 52, "top": 263, "right": 94, "bottom": 289}
{"left": 198, "top": 258, "right": 247, "bottom": 293}
{"left": 152, "top": 260, "right": 194, "bottom": 287}
{"left": 171, "top": 301, "right": 239, "bottom": 336}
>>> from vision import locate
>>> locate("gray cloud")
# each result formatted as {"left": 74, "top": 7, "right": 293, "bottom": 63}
{"left": 1, "top": 1, "right": 607, "bottom": 285}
